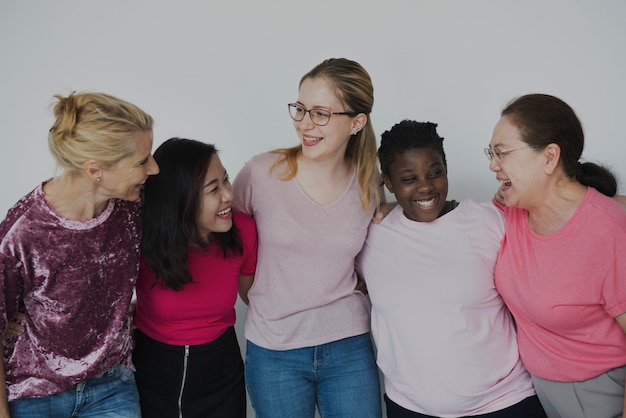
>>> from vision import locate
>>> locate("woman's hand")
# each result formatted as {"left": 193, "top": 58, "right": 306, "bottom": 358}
{"left": 372, "top": 201, "right": 397, "bottom": 224}
{"left": 3, "top": 312, "right": 26, "bottom": 339}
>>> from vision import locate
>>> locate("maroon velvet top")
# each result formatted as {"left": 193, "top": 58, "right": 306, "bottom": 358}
{"left": 0, "top": 182, "right": 140, "bottom": 400}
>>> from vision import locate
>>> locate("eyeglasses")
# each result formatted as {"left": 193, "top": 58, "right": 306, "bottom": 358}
{"left": 288, "top": 103, "right": 358, "bottom": 126}
{"left": 484, "top": 145, "right": 538, "bottom": 161}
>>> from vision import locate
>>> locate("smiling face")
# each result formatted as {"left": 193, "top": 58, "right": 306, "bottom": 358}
{"left": 293, "top": 77, "right": 363, "bottom": 163}
{"left": 100, "top": 130, "right": 159, "bottom": 201}
{"left": 488, "top": 116, "right": 545, "bottom": 209}
{"left": 196, "top": 154, "right": 234, "bottom": 241}
{"left": 384, "top": 147, "right": 449, "bottom": 223}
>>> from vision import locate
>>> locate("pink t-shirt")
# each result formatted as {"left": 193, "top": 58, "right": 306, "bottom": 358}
{"left": 357, "top": 200, "right": 534, "bottom": 417}
{"left": 134, "top": 211, "right": 257, "bottom": 346}
{"left": 495, "top": 187, "right": 626, "bottom": 381}
{"left": 233, "top": 152, "right": 373, "bottom": 350}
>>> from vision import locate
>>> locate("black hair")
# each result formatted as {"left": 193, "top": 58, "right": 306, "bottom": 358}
{"left": 141, "top": 137, "right": 243, "bottom": 291}
{"left": 378, "top": 120, "right": 446, "bottom": 177}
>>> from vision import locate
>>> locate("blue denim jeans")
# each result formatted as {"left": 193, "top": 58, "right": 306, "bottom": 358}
{"left": 9, "top": 364, "right": 141, "bottom": 418}
{"left": 245, "top": 333, "right": 382, "bottom": 418}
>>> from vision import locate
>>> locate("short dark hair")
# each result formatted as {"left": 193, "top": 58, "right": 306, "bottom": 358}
{"left": 378, "top": 120, "right": 446, "bottom": 177}
{"left": 141, "top": 138, "right": 243, "bottom": 290}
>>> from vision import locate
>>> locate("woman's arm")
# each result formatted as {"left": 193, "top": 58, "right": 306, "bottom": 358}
{"left": 614, "top": 312, "right": 626, "bottom": 417}
{"left": 0, "top": 341, "right": 10, "bottom": 418}
{"left": 238, "top": 275, "right": 254, "bottom": 305}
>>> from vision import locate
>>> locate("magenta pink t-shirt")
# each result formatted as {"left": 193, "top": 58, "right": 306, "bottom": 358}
{"left": 495, "top": 188, "right": 626, "bottom": 381}
{"left": 134, "top": 211, "right": 257, "bottom": 346}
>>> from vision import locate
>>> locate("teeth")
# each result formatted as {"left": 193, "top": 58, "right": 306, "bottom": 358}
{"left": 304, "top": 137, "right": 322, "bottom": 143}
{"left": 217, "top": 208, "right": 231, "bottom": 216}
{"left": 415, "top": 198, "right": 436, "bottom": 208}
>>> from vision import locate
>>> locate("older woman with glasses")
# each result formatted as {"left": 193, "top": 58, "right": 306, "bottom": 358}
{"left": 233, "top": 57, "right": 383, "bottom": 418}
{"left": 487, "top": 93, "right": 626, "bottom": 418}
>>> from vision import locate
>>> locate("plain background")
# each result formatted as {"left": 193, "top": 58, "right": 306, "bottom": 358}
{"left": 1, "top": 1, "right": 625, "bottom": 416}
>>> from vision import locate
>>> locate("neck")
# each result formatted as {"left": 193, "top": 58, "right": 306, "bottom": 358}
{"left": 527, "top": 178, "right": 587, "bottom": 236}
{"left": 44, "top": 174, "right": 110, "bottom": 221}
{"left": 297, "top": 153, "right": 352, "bottom": 178}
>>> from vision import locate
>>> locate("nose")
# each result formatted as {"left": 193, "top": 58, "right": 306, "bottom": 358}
{"left": 147, "top": 155, "right": 160, "bottom": 175}
{"left": 222, "top": 182, "right": 234, "bottom": 202}
{"left": 488, "top": 157, "right": 499, "bottom": 172}
{"left": 416, "top": 177, "right": 433, "bottom": 192}
{"left": 297, "top": 111, "right": 315, "bottom": 129}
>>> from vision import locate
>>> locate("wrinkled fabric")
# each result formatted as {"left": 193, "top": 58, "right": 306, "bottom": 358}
{"left": 0, "top": 182, "right": 140, "bottom": 401}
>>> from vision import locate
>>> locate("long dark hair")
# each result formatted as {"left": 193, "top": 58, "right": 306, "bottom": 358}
{"left": 141, "top": 138, "right": 243, "bottom": 290}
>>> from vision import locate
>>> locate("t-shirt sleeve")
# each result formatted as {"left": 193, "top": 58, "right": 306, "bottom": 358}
{"left": 237, "top": 214, "right": 258, "bottom": 277}
{"left": 233, "top": 159, "right": 254, "bottom": 216}
{"left": 0, "top": 253, "right": 23, "bottom": 335}
{"left": 602, "top": 221, "right": 626, "bottom": 318}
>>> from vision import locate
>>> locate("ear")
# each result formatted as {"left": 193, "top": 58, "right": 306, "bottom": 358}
{"left": 82, "top": 160, "right": 103, "bottom": 183}
{"left": 543, "top": 143, "right": 561, "bottom": 175}
{"left": 382, "top": 173, "right": 394, "bottom": 194}
{"left": 351, "top": 113, "right": 367, "bottom": 134}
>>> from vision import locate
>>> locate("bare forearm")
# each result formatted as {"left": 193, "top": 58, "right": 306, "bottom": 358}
{"left": 0, "top": 341, "right": 11, "bottom": 418}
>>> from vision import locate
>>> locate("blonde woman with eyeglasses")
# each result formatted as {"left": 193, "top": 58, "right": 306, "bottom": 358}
{"left": 233, "top": 58, "right": 383, "bottom": 418}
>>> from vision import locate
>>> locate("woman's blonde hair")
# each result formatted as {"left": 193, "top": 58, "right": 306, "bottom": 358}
{"left": 48, "top": 91, "right": 153, "bottom": 171}
{"left": 272, "top": 58, "right": 380, "bottom": 211}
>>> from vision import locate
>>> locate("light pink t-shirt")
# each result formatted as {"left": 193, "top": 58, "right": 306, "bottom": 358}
{"left": 495, "top": 187, "right": 626, "bottom": 381}
{"left": 233, "top": 152, "right": 373, "bottom": 350}
{"left": 357, "top": 200, "right": 534, "bottom": 417}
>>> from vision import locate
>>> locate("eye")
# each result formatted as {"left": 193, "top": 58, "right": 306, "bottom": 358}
{"left": 493, "top": 148, "right": 503, "bottom": 159}
{"left": 293, "top": 105, "right": 305, "bottom": 114}
{"left": 428, "top": 169, "right": 443, "bottom": 178}
{"left": 312, "top": 109, "right": 330, "bottom": 119}
{"left": 400, "top": 176, "right": 416, "bottom": 183}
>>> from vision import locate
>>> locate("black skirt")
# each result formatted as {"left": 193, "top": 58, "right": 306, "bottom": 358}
{"left": 133, "top": 326, "right": 245, "bottom": 418}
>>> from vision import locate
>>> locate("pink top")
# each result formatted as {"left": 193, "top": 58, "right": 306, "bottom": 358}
{"left": 357, "top": 200, "right": 534, "bottom": 417}
{"left": 495, "top": 187, "right": 626, "bottom": 381}
{"left": 135, "top": 211, "right": 257, "bottom": 346}
{"left": 233, "top": 152, "right": 373, "bottom": 350}
{"left": 0, "top": 182, "right": 139, "bottom": 400}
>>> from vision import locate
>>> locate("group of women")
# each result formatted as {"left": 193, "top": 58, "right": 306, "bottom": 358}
{"left": 0, "top": 57, "right": 625, "bottom": 418}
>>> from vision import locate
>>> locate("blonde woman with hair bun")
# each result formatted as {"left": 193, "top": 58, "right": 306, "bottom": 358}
{"left": 0, "top": 91, "right": 159, "bottom": 418}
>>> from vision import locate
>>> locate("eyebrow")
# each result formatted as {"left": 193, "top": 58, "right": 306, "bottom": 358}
{"left": 137, "top": 154, "right": 150, "bottom": 166}
{"left": 203, "top": 169, "right": 228, "bottom": 188}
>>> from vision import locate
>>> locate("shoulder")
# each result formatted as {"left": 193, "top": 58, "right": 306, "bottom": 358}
{"left": 233, "top": 211, "right": 255, "bottom": 229}
{"left": 246, "top": 152, "right": 282, "bottom": 169}
{"left": 462, "top": 199, "right": 505, "bottom": 221}
{"left": 233, "top": 211, "right": 257, "bottom": 240}
{"left": 455, "top": 199, "right": 505, "bottom": 238}
{"left": 586, "top": 188, "right": 626, "bottom": 228}
{"left": 0, "top": 184, "right": 46, "bottom": 238}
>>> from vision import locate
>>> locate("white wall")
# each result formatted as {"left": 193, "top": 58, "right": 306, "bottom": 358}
{"left": 1, "top": 1, "right": 625, "bottom": 415}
